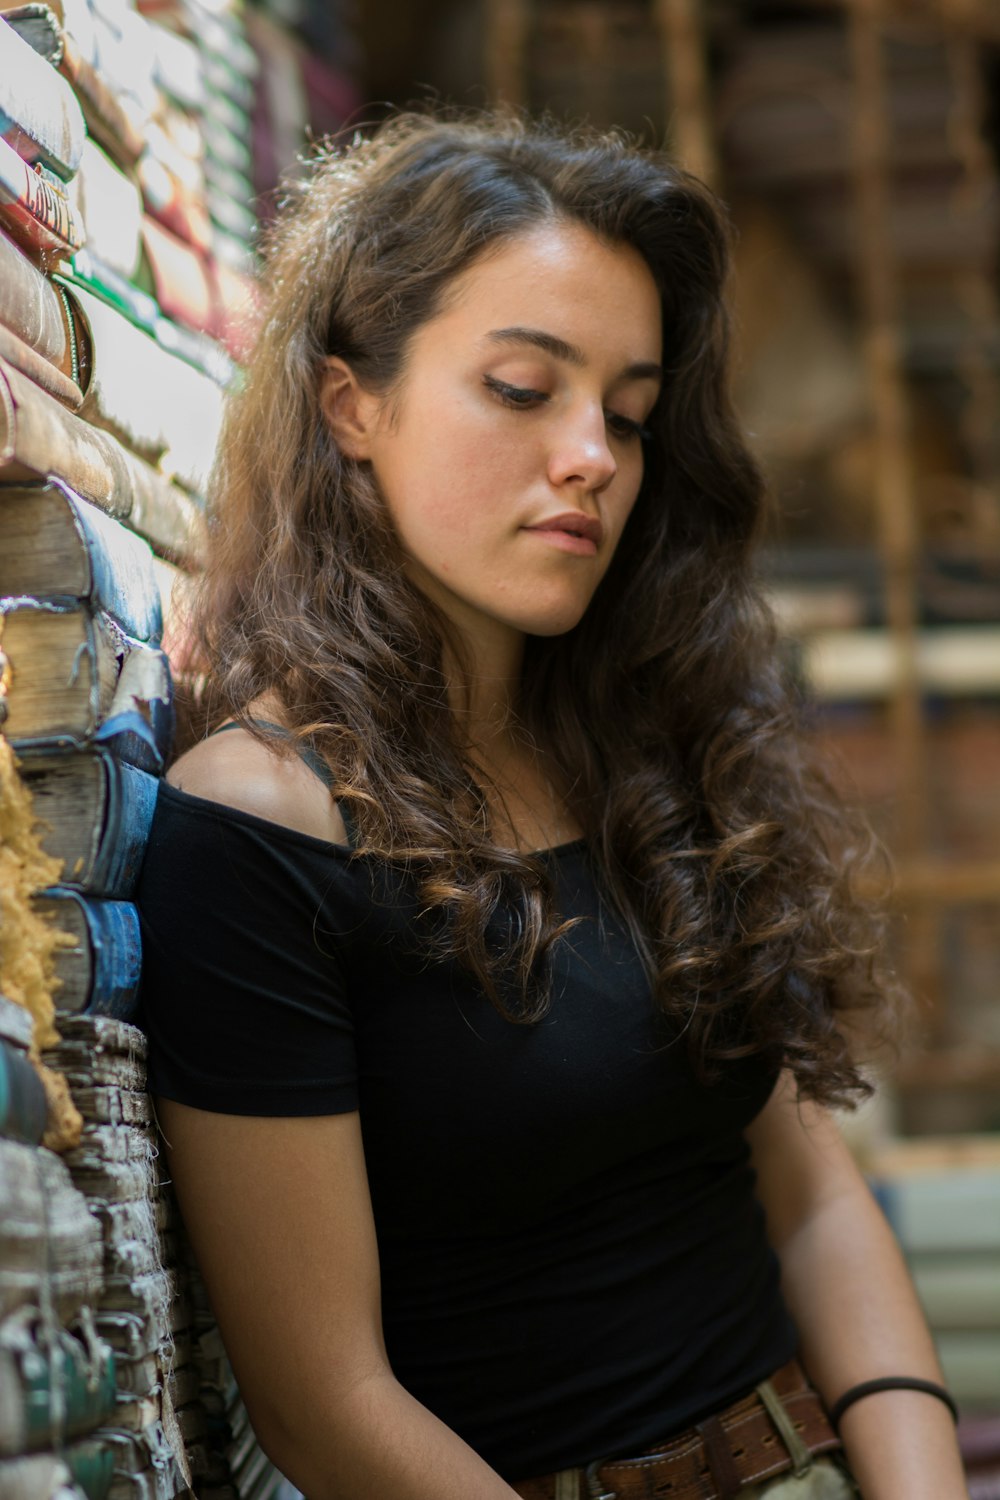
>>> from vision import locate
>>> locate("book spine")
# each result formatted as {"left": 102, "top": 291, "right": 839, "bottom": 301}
{"left": 0, "top": 15, "right": 86, "bottom": 180}
{"left": 42, "top": 889, "right": 143, "bottom": 1020}
{"left": 90, "top": 756, "right": 160, "bottom": 897}
{"left": 0, "top": 1041, "right": 47, "bottom": 1145}
{"left": 53, "top": 479, "right": 164, "bottom": 643}
{"left": 140, "top": 213, "right": 220, "bottom": 340}
{"left": 0, "top": 137, "right": 84, "bottom": 255}
{"left": 0, "top": 356, "right": 208, "bottom": 568}
{"left": 0, "top": 319, "right": 81, "bottom": 408}
{"left": 0, "top": 226, "right": 70, "bottom": 371}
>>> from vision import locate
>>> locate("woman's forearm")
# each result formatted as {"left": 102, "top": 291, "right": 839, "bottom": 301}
{"left": 261, "top": 1366, "right": 522, "bottom": 1500}
{"left": 777, "top": 1185, "right": 968, "bottom": 1499}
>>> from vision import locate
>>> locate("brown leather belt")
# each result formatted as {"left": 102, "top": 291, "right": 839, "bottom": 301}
{"left": 511, "top": 1359, "right": 842, "bottom": 1500}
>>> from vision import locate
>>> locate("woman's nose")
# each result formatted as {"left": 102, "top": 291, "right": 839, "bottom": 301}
{"left": 546, "top": 406, "right": 618, "bottom": 493}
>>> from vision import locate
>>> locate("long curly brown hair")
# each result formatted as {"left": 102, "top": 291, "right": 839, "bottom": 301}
{"left": 190, "top": 108, "right": 899, "bottom": 1107}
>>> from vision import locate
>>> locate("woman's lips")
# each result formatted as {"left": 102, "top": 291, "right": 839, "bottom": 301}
{"left": 523, "top": 512, "right": 603, "bottom": 556}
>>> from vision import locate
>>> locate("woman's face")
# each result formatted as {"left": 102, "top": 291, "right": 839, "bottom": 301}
{"left": 359, "top": 220, "right": 663, "bottom": 650}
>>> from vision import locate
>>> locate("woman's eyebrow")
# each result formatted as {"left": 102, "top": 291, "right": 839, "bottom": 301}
{"left": 484, "top": 326, "right": 663, "bottom": 383}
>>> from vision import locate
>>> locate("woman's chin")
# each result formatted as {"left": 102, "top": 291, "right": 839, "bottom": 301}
{"left": 520, "top": 601, "right": 591, "bottom": 638}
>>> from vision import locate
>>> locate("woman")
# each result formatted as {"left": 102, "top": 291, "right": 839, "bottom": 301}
{"left": 137, "top": 111, "right": 968, "bottom": 1499}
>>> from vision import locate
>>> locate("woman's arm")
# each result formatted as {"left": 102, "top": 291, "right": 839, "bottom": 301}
{"left": 157, "top": 1099, "right": 521, "bottom": 1500}
{"left": 746, "top": 1072, "right": 969, "bottom": 1500}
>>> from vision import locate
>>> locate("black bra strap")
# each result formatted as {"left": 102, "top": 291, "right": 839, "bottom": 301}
{"left": 209, "top": 717, "right": 358, "bottom": 845}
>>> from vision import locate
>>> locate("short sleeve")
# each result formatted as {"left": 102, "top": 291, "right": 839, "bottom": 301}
{"left": 135, "top": 782, "right": 358, "bottom": 1115}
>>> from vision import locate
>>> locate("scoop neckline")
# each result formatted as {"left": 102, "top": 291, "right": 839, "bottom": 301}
{"left": 158, "top": 779, "right": 588, "bottom": 861}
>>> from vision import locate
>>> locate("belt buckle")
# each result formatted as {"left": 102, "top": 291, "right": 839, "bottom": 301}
{"left": 583, "top": 1459, "right": 617, "bottom": 1500}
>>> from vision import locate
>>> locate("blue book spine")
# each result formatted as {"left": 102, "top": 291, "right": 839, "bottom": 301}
{"left": 49, "top": 477, "right": 164, "bottom": 643}
{"left": 44, "top": 890, "right": 142, "bottom": 1021}
{"left": 89, "top": 755, "right": 160, "bottom": 898}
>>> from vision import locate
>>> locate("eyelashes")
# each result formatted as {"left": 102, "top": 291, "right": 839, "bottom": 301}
{"left": 482, "top": 375, "right": 652, "bottom": 443}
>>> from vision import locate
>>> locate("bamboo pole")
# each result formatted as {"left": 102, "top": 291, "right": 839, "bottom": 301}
{"left": 655, "top": 0, "right": 717, "bottom": 186}
{"left": 846, "top": 0, "right": 942, "bottom": 1026}
{"left": 484, "top": 0, "right": 531, "bottom": 109}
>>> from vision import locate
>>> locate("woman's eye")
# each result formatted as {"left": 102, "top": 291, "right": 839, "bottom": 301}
{"left": 483, "top": 375, "right": 651, "bottom": 442}
{"left": 483, "top": 375, "right": 548, "bottom": 408}
{"left": 605, "top": 411, "right": 651, "bottom": 442}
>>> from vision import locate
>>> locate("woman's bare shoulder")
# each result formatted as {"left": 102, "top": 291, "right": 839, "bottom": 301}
{"left": 166, "top": 720, "right": 350, "bottom": 846}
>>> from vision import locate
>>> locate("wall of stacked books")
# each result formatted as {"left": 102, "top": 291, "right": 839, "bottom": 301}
{"left": 0, "top": 1, "right": 358, "bottom": 1497}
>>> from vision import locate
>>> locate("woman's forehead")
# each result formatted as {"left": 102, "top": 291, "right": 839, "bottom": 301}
{"left": 422, "top": 221, "right": 663, "bottom": 364}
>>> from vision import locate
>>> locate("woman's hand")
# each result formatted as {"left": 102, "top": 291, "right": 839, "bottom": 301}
{"left": 747, "top": 1073, "right": 969, "bottom": 1499}
{"left": 156, "top": 1100, "right": 521, "bottom": 1499}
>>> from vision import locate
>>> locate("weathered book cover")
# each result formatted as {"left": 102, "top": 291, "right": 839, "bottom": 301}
{"left": 0, "top": 355, "right": 208, "bottom": 566}
{"left": 0, "top": 1136, "right": 104, "bottom": 1321}
{"left": 0, "top": 14, "right": 86, "bottom": 179}
{"left": 0, "top": 1305, "right": 117, "bottom": 1454}
{"left": 1, "top": 601, "right": 175, "bottom": 769}
{"left": 0, "top": 480, "right": 164, "bottom": 642}
{"left": 32, "top": 888, "right": 142, "bottom": 1019}
{"left": 17, "top": 748, "right": 159, "bottom": 898}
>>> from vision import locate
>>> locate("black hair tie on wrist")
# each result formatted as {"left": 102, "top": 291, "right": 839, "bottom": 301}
{"left": 829, "top": 1377, "right": 959, "bottom": 1432}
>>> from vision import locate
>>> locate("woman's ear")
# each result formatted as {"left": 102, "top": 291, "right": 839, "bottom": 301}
{"left": 319, "top": 356, "right": 380, "bottom": 460}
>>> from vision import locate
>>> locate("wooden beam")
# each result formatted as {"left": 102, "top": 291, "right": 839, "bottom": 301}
{"left": 485, "top": 0, "right": 530, "bottom": 109}
{"left": 656, "top": 0, "right": 717, "bottom": 187}
{"left": 848, "top": 0, "right": 926, "bottom": 853}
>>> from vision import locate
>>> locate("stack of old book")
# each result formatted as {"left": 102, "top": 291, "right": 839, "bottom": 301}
{"left": 133, "top": 0, "right": 260, "bottom": 277}
{"left": 1, "top": 2, "right": 354, "bottom": 1495}
{"left": 1, "top": 478, "right": 175, "bottom": 1029}
{"left": 0, "top": 991, "right": 116, "bottom": 1500}
{"left": 40, "top": 1014, "right": 198, "bottom": 1500}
